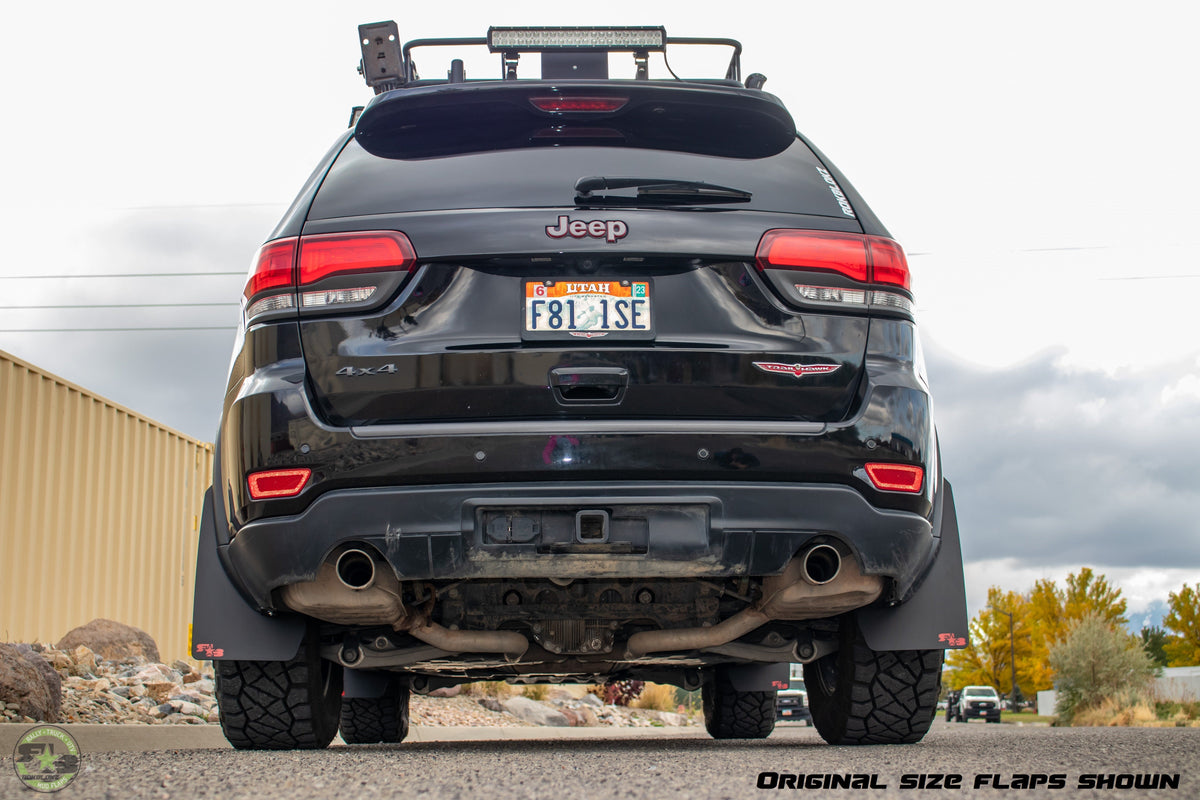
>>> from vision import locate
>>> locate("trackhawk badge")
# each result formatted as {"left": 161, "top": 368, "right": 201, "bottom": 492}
{"left": 753, "top": 361, "right": 842, "bottom": 378}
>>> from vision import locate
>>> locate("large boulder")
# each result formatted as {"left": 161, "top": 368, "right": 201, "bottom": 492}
{"left": 502, "top": 696, "right": 569, "bottom": 727}
{"left": 56, "top": 619, "right": 160, "bottom": 663}
{"left": 0, "top": 643, "right": 61, "bottom": 722}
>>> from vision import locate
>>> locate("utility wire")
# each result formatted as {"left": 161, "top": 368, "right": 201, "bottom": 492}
{"left": 1, "top": 303, "right": 237, "bottom": 309}
{"left": 0, "top": 327, "right": 237, "bottom": 333}
{"left": 0, "top": 272, "right": 243, "bottom": 279}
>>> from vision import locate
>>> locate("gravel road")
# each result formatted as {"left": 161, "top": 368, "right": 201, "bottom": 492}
{"left": 2, "top": 720, "right": 1197, "bottom": 799}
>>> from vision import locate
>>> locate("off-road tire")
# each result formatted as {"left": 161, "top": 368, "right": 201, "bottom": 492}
{"left": 702, "top": 670, "right": 777, "bottom": 739}
{"left": 339, "top": 682, "right": 410, "bottom": 744}
{"left": 805, "top": 617, "right": 942, "bottom": 745}
{"left": 216, "top": 639, "right": 343, "bottom": 750}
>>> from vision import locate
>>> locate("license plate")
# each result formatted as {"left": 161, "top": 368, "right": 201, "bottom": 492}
{"left": 523, "top": 280, "right": 653, "bottom": 340}
{"left": 782, "top": 710, "right": 793, "bottom": 716}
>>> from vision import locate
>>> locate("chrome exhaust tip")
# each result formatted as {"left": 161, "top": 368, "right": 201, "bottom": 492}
{"left": 335, "top": 548, "right": 377, "bottom": 590}
{"left": 801, "top": 544, "right": 841, "bottom": 586}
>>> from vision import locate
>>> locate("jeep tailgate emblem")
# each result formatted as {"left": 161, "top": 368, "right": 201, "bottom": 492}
{"left": 545, "top": 215, "right": 629, "bottom": 243}
{"left": 753, "top": 361, "right": 841, "bottom": 379}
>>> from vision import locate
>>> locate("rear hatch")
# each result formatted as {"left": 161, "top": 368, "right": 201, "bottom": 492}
{"left": 250, "top": 83, "right": 911, "bottom": 427}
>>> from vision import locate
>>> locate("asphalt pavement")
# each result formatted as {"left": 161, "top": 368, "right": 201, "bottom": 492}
{"left": 2, "top": 720, "right": 1197, "bottom": 799}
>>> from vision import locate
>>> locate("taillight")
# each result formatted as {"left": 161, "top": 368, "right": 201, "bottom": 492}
{"left": 298, "top": 231, "right": 416, "bottom": 285}
{"left": 864, "top": 463, "right": 924, "bottom": 493}
{"left": 244, "top": 238, "right": 298, "bottom": 319}
{"left": 247, "top": 468, "right": 311, "bottom": 499}
{"left": 530, "top": 97, "right": 628, "bottom": 113}
{"left": 242, "top": 231, "right": 417, "bottom": 323}
{"left": 755, "top": 230, "right": 913, "bottom": 314}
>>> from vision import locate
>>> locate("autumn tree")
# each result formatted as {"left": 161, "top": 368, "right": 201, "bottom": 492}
{"left": 1025, "top": 568, "right": 1128, "bottom": 691}
{"left": 946, "top": 587, "right": 1036, "bottom": 695}
{"left": 949, "top": 568, "right": 1130, "bottom": 696}
{"left": 1163, "top": 583, "right": 1200, "bottom": 667}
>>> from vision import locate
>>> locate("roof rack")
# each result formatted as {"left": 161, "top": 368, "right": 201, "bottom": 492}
{"left": 357, "top": 23, "right": 750, "bottom": 94}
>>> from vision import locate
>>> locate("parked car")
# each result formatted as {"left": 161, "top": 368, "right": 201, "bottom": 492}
{"left": 191, "top": 22, "right": 969, "bottom": 750}
{"left": 776, "top": 664, "right": 811, "bottom": 724}
{"left": 956, "top": 685, "right": 1002, "bottom": 723}
{"left": 945, "top": 689, "right": 961, "bottom": 722}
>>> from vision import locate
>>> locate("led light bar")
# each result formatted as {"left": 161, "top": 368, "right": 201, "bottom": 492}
{"left": 488, "top": 26, "right": 666, "bottom": 51}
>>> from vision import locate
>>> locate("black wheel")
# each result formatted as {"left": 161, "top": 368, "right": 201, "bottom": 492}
{"left": 215, "top": 635, "right": 343, "bottom": 750}
{"left": 702, "top": 669, "right": 777, "bottom": 739}
{"left": 804, "top": 617, "right": 942, "bottom": 745}
{"left": 340, "top": 681, "right": 410, "bottom": 744}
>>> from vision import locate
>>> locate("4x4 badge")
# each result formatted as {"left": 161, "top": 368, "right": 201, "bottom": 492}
{"left": 545, "top": 215, "right": 629, "bottom": 243}
{"left": 753, "top": 361, "right": 841, "bottom": 378}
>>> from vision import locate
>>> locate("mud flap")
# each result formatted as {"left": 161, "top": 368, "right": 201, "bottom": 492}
{"left": 191, "top": 487, "right": 306, "bottom": 661}
{"left": 723, "top": 662, "right": 790, "bottom": 692}
{"left": 856, "top": 481, "right": 969, "bottom": 652}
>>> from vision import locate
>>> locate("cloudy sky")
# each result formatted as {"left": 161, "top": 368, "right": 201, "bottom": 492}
{"left": 2, "top": 1, "right": 1198, "bottom": 624}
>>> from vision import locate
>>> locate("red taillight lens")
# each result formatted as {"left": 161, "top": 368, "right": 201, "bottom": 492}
{"left": 755, "top": 230, "right": 911, "bottom": 291}
{"left": 530, "top": 96, "right": 629, "bottom": 113}
{"left": 864, "top": 463, "right": 924, "bottom": 493}
{"left": 247, "top": 468, "right": 311, "bottom": 499}
{"left": 867, "top": 237, "right": 911, "bottom": 291}
{"left": 298, "top": 231, "right": 417, "bottom": 285}
{"left": 244, "top": 238, "right": 298, "bottom": 299}
{"left": 756, "top": 230, "right": 869, "bottom": 283}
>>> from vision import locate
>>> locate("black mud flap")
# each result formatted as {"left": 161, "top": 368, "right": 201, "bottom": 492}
{"left": 856, "top": 481, "right": 969, "bottom": 652}
{"left": 191, "top": 487, "right": 306, "bottom": 661}
{"left": 723, "top": 662, "right": 790, "bottom": 692}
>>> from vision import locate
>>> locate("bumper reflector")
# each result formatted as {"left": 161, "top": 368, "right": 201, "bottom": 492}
{"left": 248, "top": 468, "right": 312, "bottom": 500}
{"left": 864, "top": 463, "right": 924, "bottom": 493}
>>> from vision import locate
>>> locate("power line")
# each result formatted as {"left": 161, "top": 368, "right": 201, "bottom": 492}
{"left": 0, "top": 327, "right": 237, "bottom": 333}
{"left": 0, "top": 303, "right": 238, "bottom": 309}
{"left": 0, "top": 272, "right": 243, "bottom": 279}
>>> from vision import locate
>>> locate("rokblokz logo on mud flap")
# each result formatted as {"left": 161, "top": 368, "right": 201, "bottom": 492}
{"left": 12, "top": 725, "right": 81, "bottom": 792}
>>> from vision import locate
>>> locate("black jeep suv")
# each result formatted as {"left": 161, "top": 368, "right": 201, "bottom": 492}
{"left": 192, "top": 24, "right": 968, "bottom": 749}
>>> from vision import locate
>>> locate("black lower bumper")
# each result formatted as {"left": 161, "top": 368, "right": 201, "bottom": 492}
{"left": 223, "top": 480, "right": 937, "bottom": 610}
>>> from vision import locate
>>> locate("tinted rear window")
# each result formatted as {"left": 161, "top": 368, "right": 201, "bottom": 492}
{"left": 309, "top": 139, "right": 857, "bottom": 221}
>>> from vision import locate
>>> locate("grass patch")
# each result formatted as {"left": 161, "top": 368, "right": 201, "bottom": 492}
{"left": 1000, "top": 710, "right": 1056, "bottom": 724}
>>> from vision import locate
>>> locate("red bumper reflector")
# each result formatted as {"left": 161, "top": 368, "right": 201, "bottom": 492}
{"left": 248, "top": 468, "right": 311, "bottom": 499}
{"left": 864, "top": 463, "right": 924, "bottom": 493}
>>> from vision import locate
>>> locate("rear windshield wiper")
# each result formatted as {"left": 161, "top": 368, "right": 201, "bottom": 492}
{"left": 575, "top": 176, "right": 752, "bottom": 206}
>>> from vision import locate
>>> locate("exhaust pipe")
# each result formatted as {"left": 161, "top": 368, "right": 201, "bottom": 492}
{"left": 623, "top": 544, "right": 882, "bottom": 659}
{"left": 801, "top": 544, "right": 841, "bottom": 585}
{"left": 336, "top": 549, "right": 376, "bottom": 590}
{"left": 406, "top": 620, "right": 528, "bottom": 663}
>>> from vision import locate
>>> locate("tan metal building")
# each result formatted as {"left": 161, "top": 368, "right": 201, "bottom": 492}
{"left": 0, "top": 348, "right": 213, "bottom": 662}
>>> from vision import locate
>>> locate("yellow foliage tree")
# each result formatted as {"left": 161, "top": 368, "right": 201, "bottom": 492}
{"left": 948, "top": 568, "right": 1129, "bottom": 696}
{"left": 1163, "top": 583, "right": 1200, "bottom": 667}
{"left": 946, "top": 587, "right": 1036, "bottom": 695}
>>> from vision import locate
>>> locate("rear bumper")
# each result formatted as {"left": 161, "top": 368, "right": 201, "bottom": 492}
{"left": 223, "top": 480, "right": 938, "bottom": 611}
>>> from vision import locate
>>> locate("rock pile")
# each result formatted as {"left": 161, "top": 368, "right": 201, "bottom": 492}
{"left": 1, "top": 642, "right": 218, "bottom": 725}
{"left": 2, "top": 620, "right": 696, "bottom": 729}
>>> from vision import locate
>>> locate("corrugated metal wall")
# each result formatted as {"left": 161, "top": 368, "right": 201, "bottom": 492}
{"left": 0, "top": 348, "right": 213, "bottom": 662}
